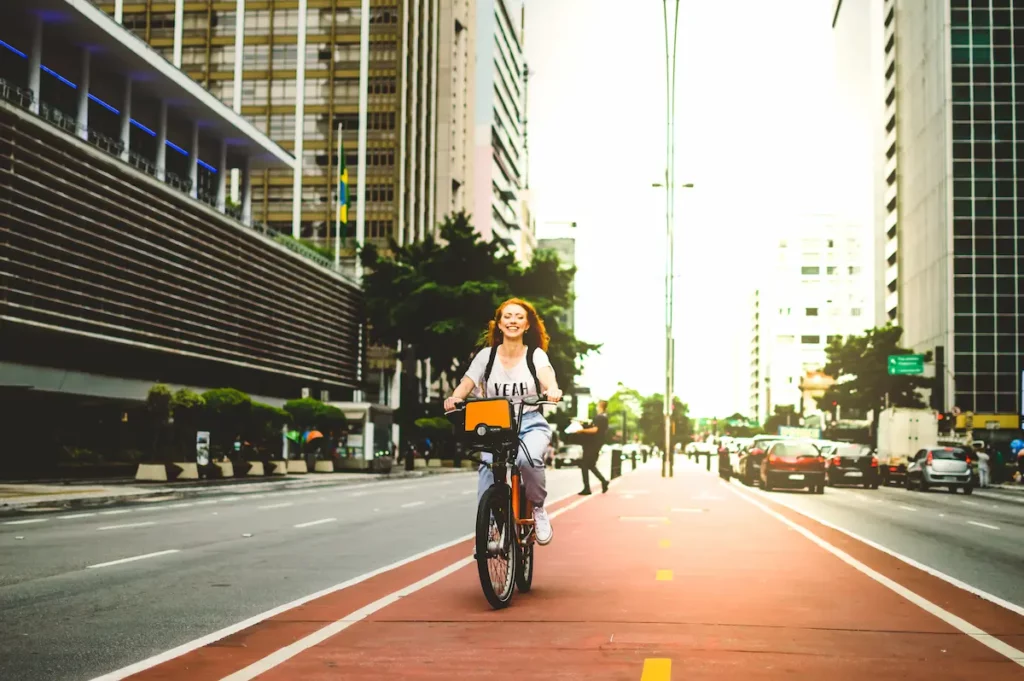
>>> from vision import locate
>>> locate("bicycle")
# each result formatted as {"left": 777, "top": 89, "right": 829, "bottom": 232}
{"left": 445, "top": 393, "right": 555, "bottom": 609}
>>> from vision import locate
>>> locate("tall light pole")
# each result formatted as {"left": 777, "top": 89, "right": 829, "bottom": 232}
{"left": 660, "top": 0, "right": 681, "bottom": 477}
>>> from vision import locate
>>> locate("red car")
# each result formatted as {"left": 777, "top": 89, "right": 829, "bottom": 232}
{"left": 760, "top": 440, "right": 826, "bottom": 494}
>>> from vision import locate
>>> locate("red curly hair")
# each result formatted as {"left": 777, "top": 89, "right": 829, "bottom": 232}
{"left": 484, "top": 298, "right": 550, "bottom": 351}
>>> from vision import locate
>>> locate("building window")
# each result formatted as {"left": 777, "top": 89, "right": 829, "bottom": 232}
{"left": 827, "top": 335, "right": 841, "bottom": 344}
{"left": 848, "top": 266, "right": 861, "bottom": 275}
{"left": 827, "top": 266, "right": 837, "bottom": 275}
{"left": 801, "top": 335, "right": 820, "bottom": 344}
{"left": 801, "top": 266, "right": 820, "bottom": 275}
{"left": 806, "top": 308, "right": 819, "bottom": 316}
{"left": 851, "top": 308, "right": 862, "bottom": 317}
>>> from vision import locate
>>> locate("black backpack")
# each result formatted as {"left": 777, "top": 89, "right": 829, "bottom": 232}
{"left": 481, "top": 344, "right": 542, "bottom": 398}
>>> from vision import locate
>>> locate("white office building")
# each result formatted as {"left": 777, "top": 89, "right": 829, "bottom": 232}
{"left": 750, "top": 216, "right": 872, "bottom": 423}
{"left": 473, "top": 0, "right": 531, "bottom": 260}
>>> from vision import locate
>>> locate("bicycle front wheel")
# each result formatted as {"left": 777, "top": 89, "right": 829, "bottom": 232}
{"left": 475, "top": 484, "right": 517, "bottom": 609}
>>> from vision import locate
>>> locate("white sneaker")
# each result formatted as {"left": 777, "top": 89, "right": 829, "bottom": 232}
{"left": 533, "top": 507, "right": 552, "bottom": 545}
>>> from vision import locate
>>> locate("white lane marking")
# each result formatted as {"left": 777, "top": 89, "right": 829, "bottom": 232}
{"left": 98, "top": 510, "right": 132, "bottom": 516}
{"left": 87, "top": 549, "right": 180, "bottom": 569}
{"left": 194, "top": 500, "right": 218, "bottom": 506}
{"left": 619, "top": 516, "right": 669, "bottom": 522}
{"left": 219, "top": 497, "right": 241, "bottom": 502}
{"left": 98, "top": 522, "right": 157, "bottom": 531}
{"left": 294, "top": 518, "right": 336, "bottom": 529}
{"left": 59, "top": 513, "right": 98, "bottom": 520}
{"left": 460, "top": 490, "right": 474, "bottom": 495}
{"left": 257, "top": 502, "right": 293, "bottom": 510}
{"left": 721, "top": 477, "right": 1024, "bottom": 618}
{"left": 351, "top": 492, "right": 368, "bottom": 497}
{"left": 726, "top": 483, "right": 1024, "bottom": 667}
{"left": 967, "top": 521, "right": 1000, "bottom": 531}
{"left": 671, "top": 508, "right": 704, "bottom": 513}
{"left": 218, "top": 487, "right": 597, "bottom": 681}
{"left": 898, "top": 505, "right": 917, "bottom": 511}
{"left": 3, "top": 518, "right": 47, "bottom": 526}
{"left": 939, "top": 513, "right": 946, "bottom": 517}
{"left": 85, "top": 466, "right": 639, "bottom": 681}
{"left": 960, "top": 499, "right": 978, "bottom": 506}
{"left": 401, "top": 501, "right": 425, "bottom": 509}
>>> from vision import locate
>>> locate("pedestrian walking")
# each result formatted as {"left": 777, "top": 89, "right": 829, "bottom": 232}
{"left": 576, "top": 400, "right": 610, "bottom": 495}
{"left": 973, "top": 442, "right": 990, "bottom": 488}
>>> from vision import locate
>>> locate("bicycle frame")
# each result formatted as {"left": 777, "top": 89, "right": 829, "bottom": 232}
{"left": 447, "top": 396, "right": 553, "bottom": 544}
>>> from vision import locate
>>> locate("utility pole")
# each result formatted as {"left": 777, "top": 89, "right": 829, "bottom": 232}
{"left": 661, "top": 0, "right": 680, "bottom": 478}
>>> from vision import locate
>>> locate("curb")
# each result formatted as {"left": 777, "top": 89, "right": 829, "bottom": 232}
{"left": 0, "top": 467, "right": 473, "bottom": 515}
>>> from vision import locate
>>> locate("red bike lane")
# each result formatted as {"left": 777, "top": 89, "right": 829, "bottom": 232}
{"left": 123, "top": 462, "right": 1024, "bottom": 680}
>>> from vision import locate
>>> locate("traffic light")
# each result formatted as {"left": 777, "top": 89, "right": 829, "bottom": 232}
{"left": 937, "top": 411, "right": 953, "bottom": 434}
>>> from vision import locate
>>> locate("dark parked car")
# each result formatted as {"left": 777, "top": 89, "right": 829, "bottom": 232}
{"left": 734, "top": 436, "right": 784, "bottom": 486}
{"left": 826, "top": 444, "right": 880, "bottom": 488}
{"left": 760, "top": 440, "right": 826, "bottom": 493}
{"left": 905, "top": 446, "right": 973, "bottom": 494}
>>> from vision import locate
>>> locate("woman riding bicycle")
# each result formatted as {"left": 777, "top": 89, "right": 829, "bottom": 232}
{"left": 443, "top": 298, "right": 562, "bottom": 545}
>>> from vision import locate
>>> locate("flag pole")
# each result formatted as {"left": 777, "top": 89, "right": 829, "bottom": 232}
{"left": 334, "top": 121, "right": 343, "bottom": 269}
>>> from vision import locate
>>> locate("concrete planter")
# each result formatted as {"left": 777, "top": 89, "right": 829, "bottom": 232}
{"left": 213, "top": 461, "right": 234, "bottom": 478}
{"left": 286, "top": 460, "right": 308, "bottom": 474}
{"left": 171, "top": 462, "right": 199, "bottom": 480}
{"left": 314, "top": 460, "right": 335, "bottom": 473}
{"left": 336, "top": 458, "right": 369, "bottom": 471}
{"left": 460, "top": 460, "right": 476, "bottom": 469}
{"left": 440, "top": 459, "right": 455, "bottom": 468}
{"left": 268, "top": 460, "right": 288, "bottom": 475}
{"left": 427, "top": 459, "right": 442, "bottom": 468}
{"left": 414, "top": 459, "right": 427, "bottom": 469}
{"left": 246, "top": 461, "right": 265, "bottom": 476}
{"left": 135, "top": 463, "right": 168, "bottom": 481}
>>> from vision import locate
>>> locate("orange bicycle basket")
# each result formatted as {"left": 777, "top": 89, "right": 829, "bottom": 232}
{"left": 464, "top": 398, "right": 513, "bottom": 432}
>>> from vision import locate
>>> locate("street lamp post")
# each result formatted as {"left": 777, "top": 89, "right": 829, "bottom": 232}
{"left": 660, "top": 0, "right": 681, "bottom": 478}
{"left": 652, "top": 177, "right": 694, "bottom": 478}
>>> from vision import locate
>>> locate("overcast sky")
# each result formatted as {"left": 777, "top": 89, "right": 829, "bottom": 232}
{"left": 525, "top": 0, "right": 844, "bottom": 417}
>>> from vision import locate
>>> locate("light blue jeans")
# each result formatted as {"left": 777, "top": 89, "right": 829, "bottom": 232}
{"left": 477, "top": 410, "right": 551, "bottom": 507}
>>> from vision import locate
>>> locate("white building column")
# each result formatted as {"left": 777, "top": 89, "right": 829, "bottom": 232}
{"left": 241, "top": 159, "right": 252, "bottom": 226}
{"left": 114, "top": 0, "right": 124, "bottom": 23}
{"left": 415, "top": 0, "right": 429, "bottom": 242}
{"left": 230, "top": 0, "right": 246, "bottom": 204}
{"left": 188, "top": 122, "right": 199, "bottom": 198}
{"left": 27, "top": 17, "right": 42, "bottom": 114}
{"left": 291, "top": 0, "right": 308, "bottom": 238}
{"left": 216, "top": 141, "right": 227, "bottom": 211}
{"left": 119, "top": 77, "right": 131, "bottom": 161}
{"left": 155, "top": 101, "right": 167, "bottom": 181}
{"left": 396, "top": 0, "right": 410, "bottom": 247}
{"left": 172, "top": 0, "right": 184, "bottom": 67}
{"left": 77, "top": 49, "right": 90, "bottom": 140}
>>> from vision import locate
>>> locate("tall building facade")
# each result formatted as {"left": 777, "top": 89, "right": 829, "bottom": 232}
{"left": 474, "top": 0, "right": 530, "bottom": 260}
{"left": 749, "top": 217, "right": 870, "bottom": 424}
{"left": 879, "top": 0, "right": 1022, "bottom": 416}
{"left": 831, "top": 0, "right": 886, "bottom": 325}
{"left": 98, "top": 0, "right": 474, "bottom": 255}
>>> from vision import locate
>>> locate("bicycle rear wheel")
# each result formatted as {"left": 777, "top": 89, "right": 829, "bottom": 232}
{"left": 515, "top": 481, "right": 534, "bottom": 593}
{"left": 475, "top": 484, "right": 517, "bottom": 609}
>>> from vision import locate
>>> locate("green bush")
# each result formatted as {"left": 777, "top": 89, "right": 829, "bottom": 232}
{"left": 201, "top": 388, "right": 252, "bottom": 455}
{"left": 284, "top": 398, "right": 347, "bottom": 434}
{"left": 146, "top": 384, "right": 173, "bottom": 462}
{"left": 249, "top": 402, "right": 293, "bottom": 454}
{"left": 171, "top": 389, "right": 205, "bottom": 461}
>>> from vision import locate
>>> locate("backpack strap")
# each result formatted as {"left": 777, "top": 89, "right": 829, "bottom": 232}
{"left": 482, "top": 345, "right": 498, "bottom": 398}
{"left": 524, "top": 344, "right": 542, "bottom": 396}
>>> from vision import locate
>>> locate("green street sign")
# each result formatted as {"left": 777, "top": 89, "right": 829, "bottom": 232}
{"left": 888, "top": 354, "right": 924, "bottom": 375}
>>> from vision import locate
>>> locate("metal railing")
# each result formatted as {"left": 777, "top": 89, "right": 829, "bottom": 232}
{"left": 1, "top": 81, "right": 343, "bottom": 277}
{"left": 0, "top": 78, "right": 34, "bottom": 110}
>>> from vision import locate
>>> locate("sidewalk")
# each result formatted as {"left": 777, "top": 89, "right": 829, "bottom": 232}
{"left": 0, "top": 466, "right": 472, "bottom": 514}
{"left": 115, "top": 460, "right": 1024, "bottom": 680}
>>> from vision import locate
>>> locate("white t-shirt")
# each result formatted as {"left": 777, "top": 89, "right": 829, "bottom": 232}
{"left": 463, "top": 346, "right": 551, "bottom": 411}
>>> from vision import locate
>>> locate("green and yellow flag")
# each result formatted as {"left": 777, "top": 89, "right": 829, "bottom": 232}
{"left": 337, "top": 133, "right": 349, "bottom": 234}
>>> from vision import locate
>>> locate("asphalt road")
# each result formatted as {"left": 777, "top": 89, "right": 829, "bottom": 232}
{"left": 725, "top": 468, "right": 1024, "bottom": 609}
{"left": 0, "top": 464, "right": 601, "bottom": 681}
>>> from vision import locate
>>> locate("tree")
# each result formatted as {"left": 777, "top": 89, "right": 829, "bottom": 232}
{"left": 201, "top": 388, "right": 252, "bottom": 455}
{"left": 283, "top": 398, "right": 347, "bottom": 435}
{"left": 763, "top": 405, "right": 798, "bottom": 436}
{"left": 146, "top": 384, "right": 173, "bottom": 462}
{"left": 248, "top": 403, "right": 292, "bottom": 454}
{"left": 359, "top": 211, "right": 600, "bottom": 429}
{"left": 816, "top": 325, "right": 931, "bottom": 443}
{"left": 604, "top": 385, "right": 643, "bottom": 443}
{"left": 636, "top": 393, "right": 691, "bottom": 451}
{"left": 170, "top": 388, "right": 205, "bottom": 460}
